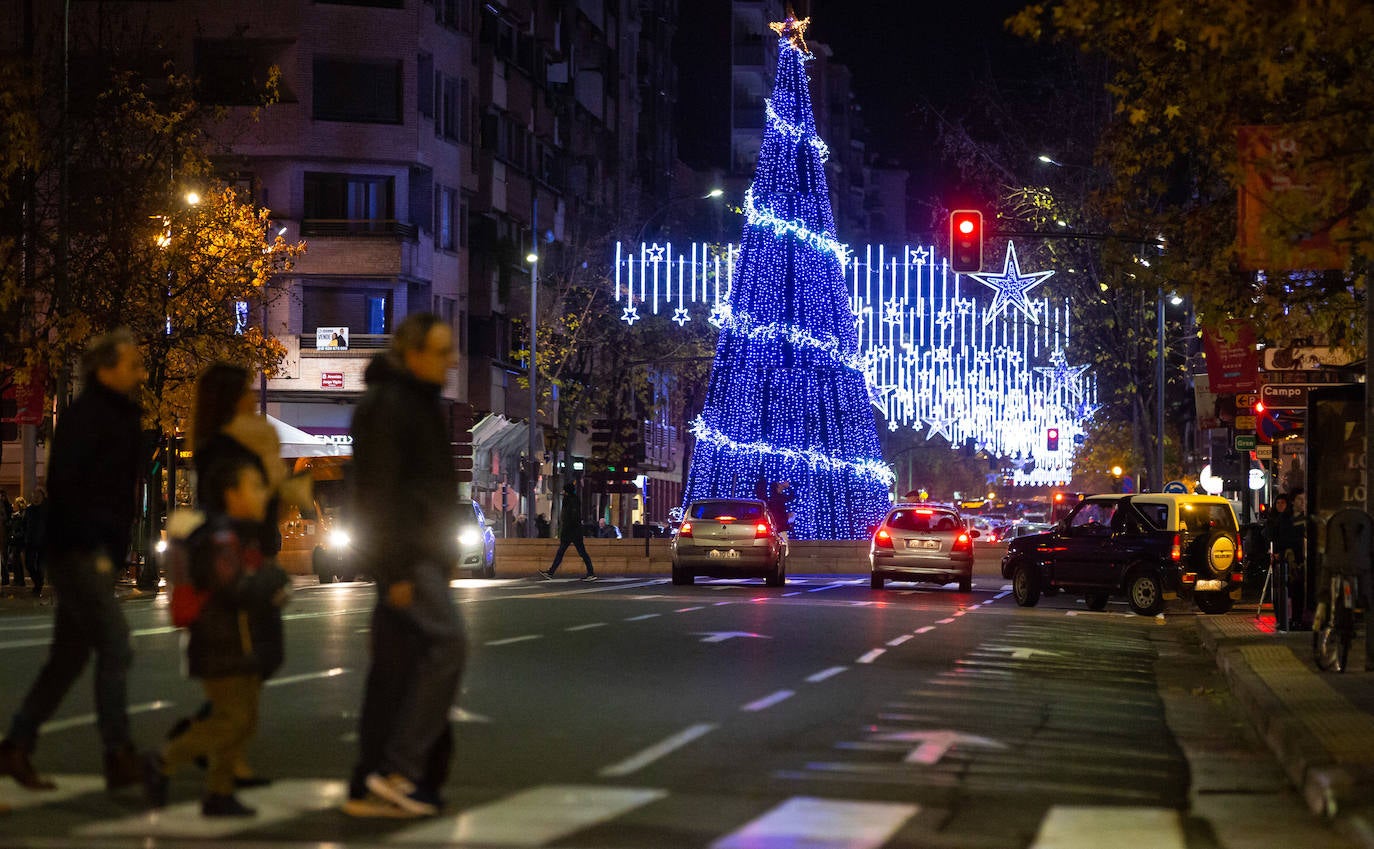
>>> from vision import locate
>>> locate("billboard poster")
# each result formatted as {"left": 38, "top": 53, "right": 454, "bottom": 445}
{"left": 1202, "top": 320, "right": 1259, "bottom": 393}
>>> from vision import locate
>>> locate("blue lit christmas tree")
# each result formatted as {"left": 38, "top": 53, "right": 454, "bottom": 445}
{"left": 682, "top": 11, "right": 892, "bottom": 540}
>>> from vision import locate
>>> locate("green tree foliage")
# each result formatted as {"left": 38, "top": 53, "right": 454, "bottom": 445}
{"left": 1009, "top": 0, "right": 1374, "bottom": 347}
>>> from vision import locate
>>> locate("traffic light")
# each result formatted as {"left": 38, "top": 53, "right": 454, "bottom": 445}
{"left": 1046, "top": 427, "right": 1059, "bottom": 451}
{"left": 949, "top": 209, "right": 983, "bottom": 273}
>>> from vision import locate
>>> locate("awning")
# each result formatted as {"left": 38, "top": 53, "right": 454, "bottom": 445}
{"left": 268, "top": 415, "right": 352, "bottom": 458}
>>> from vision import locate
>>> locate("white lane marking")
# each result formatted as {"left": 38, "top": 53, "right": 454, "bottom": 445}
{"left": 807, "top": 582, "right": 849, "bottom": 593}
{"left": 675, "top": 606, "right": 704, "bottom": 613}
{"left": 870, "top": 730, "right": 1006, "bottom": 764}
{"left": 782, "top": 591, "right": 805, "bottom": 597}
{"left": 856, "top": 649, "right": 885, "bottom": 664}
{"left": 448, "top": 706, "right": 492, "bottom": 723}
{"left": 1030, "top": 807, "right": 1185, "bottom": 849}
{"left": 696, "top": 631, "right": 771, "bottom": 643}
{"left": 41, "top": 701, "right": 174, "bottom": 735}
{"left": 565, "top": 622, "right": 608, "bottom": 632}
{"left": 994, "top": 590, "right": 1012, "bottom": 599}
{"left": 914, "top": 626, "right": 936, "bottom": 634}
{"left": 710, "top": 797, "right": 919, "bottom": 849}
{"left": 936, "top": 617, "right": 956, "bottom": 624}
{"left": 886, "top": 634, "right": 913, "bottom": 647}
{"left": 598, "top": 723, "right": 718, "bottom": 777}
{"left": 0, "top": 622, "right": 55, "bottom": 633}
{"left": 0, "top": 637, "right": 58, "bottom": 651}
{"left": 742, "top": 690, "right": 795, "bottom": 712}
{"left": 524, "top": 579, "right": 668, "bottom": 598}
{"left": 76, "top": 778, "right": 348, "bottom": 838}
{"left": 264, "top": 667, "right": 347, "bottom": 688}
{"left": 625, "top": 613, "right": 660, "bottom": 621}
{"left": 394, "top": 785, "right": 667, "bottom": 845}
{"left": 806, "top": 666, "right": 848, "bottom": 683}
{"left": 486, "top": 634, "right": 544, "bottom": 646}
{"left": 714, "top": 601, "right": 733, "bottom": 606}
{"left": 0, "top": 774, "right": 105, "bottom": 809}
{"left": 982, "top": 599, "right": 997, "bottom": 605}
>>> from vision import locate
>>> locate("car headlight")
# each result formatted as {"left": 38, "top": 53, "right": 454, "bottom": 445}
{"left": 458, "top": 528, "right": 481, "bottom": 547}
{"left": 328, "top": 529, "right": 351, "bottom": 548}
{"left": 155, "top": 539, "right": 168, "bottom": 554}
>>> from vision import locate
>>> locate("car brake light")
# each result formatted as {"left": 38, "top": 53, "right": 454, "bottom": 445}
{"left": 915, "top": 508, "right": 933, "bottom": 515}
{"left": 953, "top": 532, "right": 971, "bottom": 551}
{"left": 1182, "top": 572, "right": 1197, "bottom": 583}
{"left": 1171, "top": 534, "right": 1181, "bottom": 562}
{"left": 1236, "top": 541, "right": 1243, "bottom": 562}
{"left": 717, "top": 515, "right": 736, "bottom": 522}
{"left": 755, "top": 522, "right": 770, "bottom": 538}
{"left": 875, "top": 529, "right": 894, "bottom": 549}
{"left": 1231, "top": 572, "right": 1244, "bottom": 583}
{"left": 680, "top": 522, "right": 693, "bottom": 537}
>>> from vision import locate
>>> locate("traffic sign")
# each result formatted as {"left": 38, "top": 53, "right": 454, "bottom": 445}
{"left": 1255, "top": 445, "right": 1274, "bottom": 460}
{"left": 1260, "top": 384, "right": 1308, "bottom": 409}
{"left": 1235, "top": 415, "right": 1257, "bottom": 430}
{"left": 1163, "top": 481, "right": 1188, "bottom": 493}
{"left": 1235, "top": 434, "right": 1257, "bottom": 451}
{"left": 1236, "top": 393, "right": 1258, "bottom": 410}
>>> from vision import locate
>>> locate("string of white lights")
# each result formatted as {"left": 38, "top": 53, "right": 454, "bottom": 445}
{"left": 743, "top": 188, "right": 851, "bottom": 268}
{"left": 689, "top": 417, "right": 896, "bottom": 488}
{"left": 764, "top": 97, "right": 830, "bottom": 163}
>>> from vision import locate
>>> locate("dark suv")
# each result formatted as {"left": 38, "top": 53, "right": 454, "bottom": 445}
{"left": 1001, "top": 493, "right": 1242, "bottom": 616}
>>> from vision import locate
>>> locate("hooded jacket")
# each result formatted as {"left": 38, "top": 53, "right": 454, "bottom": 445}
{"left": 349, "top": 354, "right": 459, "bottom": 585}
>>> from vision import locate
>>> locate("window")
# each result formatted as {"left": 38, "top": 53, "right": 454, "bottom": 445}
{"left": 304, "top": 173, "right": 394, "bottom": 221}
{"left": 458, "top": 195, "right": 469, "bottom": 247}
{"left": 195, "top": 39, "right": 293, "bottom": 105}
{"left": 436, "top": 186, "right": 456, "bottom": 251}
{"left": 690, "top": 502, "right": 764, "bottom": 521}
{"left": 313, "top": 57, "right": 402, "bottom": 124}
{"left": 366, "top": 296, "right": 388, "bottom": 334}
{"left": 441, "top": 76, "right": 459, "bottom": 141}
{"left": 418, "top": 53, "right": 433, "bottom": 118}
{"left": 302, "top": 286, "right": 392, "bottom": 332}
{"left": 887, "top": 509, "right": 960, "bottom": 533}
{"left": 318, "top": 0, "right": 404, "bottom": 7}
{"left": 1069, "top": 501, "right": 1118, "bottom": 533}
{"left": 436, "top": 0, "right": 474, "bottom": 31}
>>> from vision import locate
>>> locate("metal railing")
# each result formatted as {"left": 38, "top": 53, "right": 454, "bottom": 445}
{"left": 300, "top": 219, "right": 418, "bottom": 240}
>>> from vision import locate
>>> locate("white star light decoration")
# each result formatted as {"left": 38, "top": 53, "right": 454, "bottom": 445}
{"left": 968, "top": 242, "right": 1055, "bottom": 325}
{"left": 672, "top": 307, "right": 691, "bottom": 326}
{"left": 621, "top": 305, "right": 640, "bottom": 325}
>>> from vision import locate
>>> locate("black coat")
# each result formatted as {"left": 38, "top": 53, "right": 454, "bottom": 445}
{"left": 195, "top": 432, "right": 282, "bottom": 556}
{"left": 45, "top": 381, "right": 142, "bottom": 565}
{"left": 559, "top": 492, "right": 584, "bottom": 542}
{"left": 184, "top": 516, "right": 288, "bottom": 679}
{"left": 349, "top": 354, "right": 458, "bottom": 585}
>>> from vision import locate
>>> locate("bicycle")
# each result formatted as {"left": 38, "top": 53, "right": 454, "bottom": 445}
{"left": 1313, "top": 571, "right": 1358, "bottom": 672}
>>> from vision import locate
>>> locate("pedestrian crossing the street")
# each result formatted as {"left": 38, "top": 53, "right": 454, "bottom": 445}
{"left": 0, "top": 777, "right": 1196, "bottom": 847}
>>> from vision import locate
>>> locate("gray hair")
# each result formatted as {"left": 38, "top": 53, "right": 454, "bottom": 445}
{"left": 80, "top": 327, "right": 137, "bottom": 384}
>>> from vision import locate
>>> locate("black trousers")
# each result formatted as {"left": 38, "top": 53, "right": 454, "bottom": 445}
{"left": 348, "top": 601, "right": 453, "bottom": 798}
{"left": 548, "top": 537, "right": 594, "bottom": 576}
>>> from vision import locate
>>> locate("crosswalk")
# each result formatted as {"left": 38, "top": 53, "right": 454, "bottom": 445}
{"left": 0, "top": 777, "right": 1194, "bottom": 847}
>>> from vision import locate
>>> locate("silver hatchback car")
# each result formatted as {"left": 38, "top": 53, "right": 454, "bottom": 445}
{"left": 671, "top": 499, "right": 788, "bottom": 586}
{"left": 870, "top": 504, "right": 977, "bottom": 592}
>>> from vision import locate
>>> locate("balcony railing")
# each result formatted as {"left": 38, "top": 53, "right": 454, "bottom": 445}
{"left": 300, "top": 219, "right": 418, "bottom": 240}
{"left": 300, "top": 333, "right": 390, "bottom": 351}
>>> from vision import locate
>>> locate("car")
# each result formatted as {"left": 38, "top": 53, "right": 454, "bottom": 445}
{"left": 1005, "top": 521, "right": 1053, "bottom": 541}
{"left": 1000, "top": 493, "right": 1243, "bottom": 616}
{"left": 314, "top": 498, "right": 497, "bottom": 583}
{"left": 870, "top": 504, "right": 977, "bottom": 592}
{"left": 671, "top": 499, "right": 787, "bottom": 586}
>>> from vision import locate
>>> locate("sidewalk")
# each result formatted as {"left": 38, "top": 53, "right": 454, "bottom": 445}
{"left": 1198, "top": 606, "right": 1374, "bottom": 847}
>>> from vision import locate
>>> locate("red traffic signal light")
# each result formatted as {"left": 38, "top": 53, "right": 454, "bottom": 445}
{"left": 950, "top": 209, "right": 983, "bottom": 273}
{"left": 1046, "top": 427, "right": 1059, "bottom": 451}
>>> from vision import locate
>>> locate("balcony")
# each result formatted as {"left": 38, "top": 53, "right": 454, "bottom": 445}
{"left": 300, "top": 219, "right": 418, "bottom": 240}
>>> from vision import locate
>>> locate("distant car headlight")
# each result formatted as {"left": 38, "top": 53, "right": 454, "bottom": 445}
{"left": 329, "top": 529, "right": 351, "bottom": 549}
{"left": 458, "top": 528, "right": 481, "bottom": 547}
{"left": 155, "top": 539, "right": 168, "bottom": 554}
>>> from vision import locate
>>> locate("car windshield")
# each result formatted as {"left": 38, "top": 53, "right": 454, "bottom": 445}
{"left": 887, "top": 509, "right": 961, "bottom": 533}
{"left": 1178, "top": 503, "right": 1238, "bottom": 534}
{"left": 690, "top": 501, "right": 764, "bottom": 521}
{"left": 457, "top": 502, "right": 480, "bottom": 525}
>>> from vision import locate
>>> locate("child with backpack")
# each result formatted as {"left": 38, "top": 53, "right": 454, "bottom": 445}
{"left": 144, "top": 453, "right": 290, "bottom": 817}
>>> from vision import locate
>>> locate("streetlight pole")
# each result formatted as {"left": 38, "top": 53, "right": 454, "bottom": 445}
{"left": 527, "top": 197, "right": 538, "bottom": 540}
{"left": 1157, "top": 286, "right": 1166, "bottom": 491}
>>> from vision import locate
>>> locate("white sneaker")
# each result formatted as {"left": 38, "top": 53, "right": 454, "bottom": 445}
{"left": 365, "top": 772, "right": 438, "bottom": 817}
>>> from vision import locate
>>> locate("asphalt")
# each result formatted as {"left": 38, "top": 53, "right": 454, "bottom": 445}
{"left": 9, "top": 572, "right": 1374, "bottom": 847}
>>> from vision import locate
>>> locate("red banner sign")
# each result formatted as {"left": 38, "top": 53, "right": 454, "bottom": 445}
{"left": 1202, "top": 321, "right": 1259, "bottom": 393}
{"left": 321, "top": 372, "right": 344, "bottom": 389}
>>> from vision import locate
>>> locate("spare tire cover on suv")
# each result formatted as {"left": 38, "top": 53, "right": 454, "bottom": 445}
{"left": 1189, "top": 529, "right": 1238, "bottom": 576}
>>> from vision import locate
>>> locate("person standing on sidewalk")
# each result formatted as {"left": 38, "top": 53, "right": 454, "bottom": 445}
{"left": 4, "top": 497, "right": 26, "bottom": 589}
{"left": 0, "top": 329, "right": 146, "bottom": 792}
{"left": 539, "top": 482, "right": 596, "bottom": 580}
{"left": 344, "top": 313, "right": 466, "bottom": 818}
{"left": 22, "top": 489, "right": 47, "bottom": 599}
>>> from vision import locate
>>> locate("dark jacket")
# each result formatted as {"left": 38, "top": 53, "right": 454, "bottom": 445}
{"left": 184, "top": 516, "right": 289, "bottom": 679}
{"left": 22, "top": 501, "right": 45, "bottom": 550}
{"left": 195, "top": 432, "right": 282, "bottom": 556}
{"left": 45, "top": 381, "right": 143, "bottom": 564}
{"left": 349, "top": 354, "right": 458, "bottom": 585}
{"left": 559, "top": 492, "right": 584, "bottom": 542}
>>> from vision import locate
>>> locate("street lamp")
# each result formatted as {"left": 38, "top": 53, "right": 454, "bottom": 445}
{"left": 526, "top": 247, "right": 539, "bottom": 540}
{"left": 635, "top": 188, "right": 726, "bottom": 245}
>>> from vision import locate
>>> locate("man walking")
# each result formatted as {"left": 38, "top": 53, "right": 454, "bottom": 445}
{"left": 0, "top": 329, "right": 146, "bottom": 791}
{"left": 539, "top": 482, "right": 596, "bottom": 580}
{"left": 344, "top": 314, "right": 466, "bottom": 818}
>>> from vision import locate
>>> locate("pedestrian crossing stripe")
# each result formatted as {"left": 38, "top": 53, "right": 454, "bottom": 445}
{"left": 2, "top": 779, "right": 1188, "bottom": 848}
{"left": 74, "top": 779, "right": 348, "bottom": 839}
{"left": 389, "top": 785, "right": 665, "bottom": 845}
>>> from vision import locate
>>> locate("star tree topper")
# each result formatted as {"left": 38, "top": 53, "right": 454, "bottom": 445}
{"left": 968, "top": 242, "right": 1055, "bottom": 325}
{"left": 769, "top": 6, "right": 811, "bottom": 53}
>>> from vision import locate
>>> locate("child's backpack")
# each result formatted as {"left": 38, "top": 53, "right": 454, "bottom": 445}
{"left": 165, "top": 510, "right": 209, "bottom": 628}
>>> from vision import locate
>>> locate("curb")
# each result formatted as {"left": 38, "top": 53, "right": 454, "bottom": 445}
{"left": 1197, "top": 617, "right": 1374, "bottom": 846}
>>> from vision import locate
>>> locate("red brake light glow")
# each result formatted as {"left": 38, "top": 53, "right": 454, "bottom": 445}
{"left": 680, "top": 521, "right": 693, "bottom": 537}
{"left": 717, "top": 515, "right": 736, "bottom": 523}
{"left": 755, "top": 522, "right": 770, "bottom": 538}
{"left": 1171, "top": 533, "right": 1181, "bottom": 562}
{"left": 875, "top": 529, "right": 894, "bottom": 549}
{"left": 915, "top": 508, "right": 933, "bottom": 515}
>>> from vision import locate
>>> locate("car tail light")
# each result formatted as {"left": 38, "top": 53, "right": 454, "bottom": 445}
{"left": 679, "top": 521, "right": 694, "bottom": 538}
{"left": 875, "top": 529, "right": 894, "bottom": 549}
{"left": 915, "top": 508, "right": 933, "bottom": 515}
{"left": 952, "top": 532, "right": 972, "bottom": 552}
{"left": 717, "top": 515, "right": 736, "bottom": 523}
{"left": 1231, "top": 572, "right": 1244, "bottom": 583}
{"left": 1236, "top": 541, "right": 1243, "bottom": 562}
{"left": 1171, "top": 534, "right": 1181, "bottom": 562}
{"left": 1182, "top": 572, "right": 1197, "bottom": 584}
{"left": 755, "top": 522, "right": 770, "bottom": 538}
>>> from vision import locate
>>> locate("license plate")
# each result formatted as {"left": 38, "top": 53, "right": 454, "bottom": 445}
{"left": 1195, "top": 579, "right": 1224, "bottom": 591}
{"left": 708, "top": 549, "right": 741, "bottom": 560}
{"left": 907, "top": 539, "right": 940, "bottom": 550}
